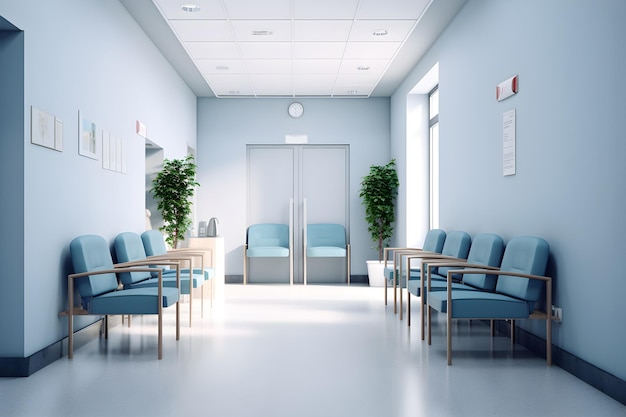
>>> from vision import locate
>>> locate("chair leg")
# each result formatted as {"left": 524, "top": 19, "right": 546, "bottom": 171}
{"left": 407, "top": 288, "right": 411, "bottom": 327}
{"left": 447, "top": 307, "right": 453, "bottom": 365}
{"left": 384, "top": 269, "right": 388, "bottom": 306}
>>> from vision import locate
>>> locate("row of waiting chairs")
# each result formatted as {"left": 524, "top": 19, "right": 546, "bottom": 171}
{"left": 63, "top": 230, "right": 214, "bottom": 360}
{"left": 383, "top": 229, "right": 553, "bottom": 365}
{"left": 243, "top": 223, "right": 350, "bottom": 285}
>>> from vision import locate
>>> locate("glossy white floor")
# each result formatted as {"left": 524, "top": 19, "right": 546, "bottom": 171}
{"left": 1, "top": 284, "right": 624, "bottom": 417}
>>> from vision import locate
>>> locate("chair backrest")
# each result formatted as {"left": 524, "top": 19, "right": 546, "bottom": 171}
{"left": 69, "top": 235, "right": 119, "bottom": 302}
{"left": 436, "top": 231, "right": 471, "bottom": 277}
{"left": 423, "top": 229, "right": 446, "bottom": 253}
{"left": 461, "top": 233, "right": 504, "bottom": 290}
{"left": 496, "top": 236, "right": 550, "bottom": 303}
{"left": 307, "top": 224, "right": 346, "bottom": 248}
{"left": 247, "top": 224, "right": 289, "bottom": 248}
{"left": 114, "top": 232, "right": 152, "bottom": 286}
{"left": 141, "top": 230, "right": 168, "bottom": 257}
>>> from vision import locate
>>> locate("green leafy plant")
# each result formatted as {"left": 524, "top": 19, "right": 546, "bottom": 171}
{"left": 152, "top": 155, "right": 199, "bottom": 248}
{"left": 359, "top": 159, "right": 399, "bottom": 261}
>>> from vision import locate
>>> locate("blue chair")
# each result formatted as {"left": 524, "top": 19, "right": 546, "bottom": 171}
{"left": 304, "top": 223, "right": 350, "bottom": 285}
{"left": 244, "top": 223, "right": 292, "bottom": 285}
{"left": 141, "top": 229, "right": 214, "bottom": 309}
{"left": 114, "top": 232, "right": 204, "bottom": 326}
{"left": 409, "top": 233, "right": 504, "bottom": 339}
{"left": 427, "top": 236, "right": 552, "bottom": 365}
{"left": 66, "top": 234, "right": 180, "bottom": 359}
{"left": 382, "top": 229, "right": 446, "bottom": 311}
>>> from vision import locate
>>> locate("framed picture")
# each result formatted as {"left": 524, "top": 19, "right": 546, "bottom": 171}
{"left": 78, "top": 111, "right": 98, "bottom": 159}
{"left": 31, "top": 106, "right": 62, "bottom": 151}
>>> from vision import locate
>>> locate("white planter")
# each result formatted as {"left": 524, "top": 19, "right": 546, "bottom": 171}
{"left": 366, "top": 260, "right": 387, "bottom": 287}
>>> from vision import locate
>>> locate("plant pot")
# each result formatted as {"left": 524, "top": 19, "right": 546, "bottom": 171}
{"left": 366, "top": 260, "right": 387, "bottom": 287}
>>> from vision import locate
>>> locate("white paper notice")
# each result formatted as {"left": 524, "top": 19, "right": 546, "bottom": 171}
{"left": 503, "top": 109, "right": 516, "bottom": 176}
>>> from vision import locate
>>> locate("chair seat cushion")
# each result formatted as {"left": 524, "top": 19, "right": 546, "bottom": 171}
{"left": 247, "top": 247, "right": 289, "bottom": 257}
{"left": 89, "top": 287, "right": 179, "bottom": 314}
{"left": 427, "top": 290, "right": 532, "bottom": 319}
{"left": 307, "top": 247, "right": 346, "bottom": 257}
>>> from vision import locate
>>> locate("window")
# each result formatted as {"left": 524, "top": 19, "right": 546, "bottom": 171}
{"left": 429, "top": 86, "right": 439, "bottom": 229}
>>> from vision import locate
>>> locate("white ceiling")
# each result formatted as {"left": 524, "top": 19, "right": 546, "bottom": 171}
{"left": 120, "top": 0, "right": 466, "bottom": 98}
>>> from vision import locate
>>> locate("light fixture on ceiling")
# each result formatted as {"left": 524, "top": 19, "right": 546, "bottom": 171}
{"left": 346, "top": 90, "right": 359, "bottom": 95}
{"left": 228, "top": 90, "right": 240, "bottom": 95}
{"left": 357, "top": 66, "right": 370, "bottom": 71}
{"left": 216, "top": 65, "right": 230, "bottom": 70}
{"left": 251, "top": 30, "right": 273, "bottom": 36}
{"left": 372, "top": 29, "right": 388, "bottom": 36}
{"left": 181, "top": 3, "right": 200, "bottom": 12}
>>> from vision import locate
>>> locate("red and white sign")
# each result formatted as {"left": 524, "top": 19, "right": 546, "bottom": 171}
{"left": 496, "top": 75, "right": 518, "bottom": 101}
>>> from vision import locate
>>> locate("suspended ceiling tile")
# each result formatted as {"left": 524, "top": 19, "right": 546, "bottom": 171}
{"left": 184, "top": 41, "right": 241, "bottom": 59}
{"left": 206, "top": 74, "right": 255, "bottom": 96}
{"left": 356, "top": 0, "right": 432, "bottom": 20}
{"left": 294, "top": 75, "right": 336, "bottom": 96}
{"left": 292, "top": 59, "right": 342, "bottom": 74}
{"left": 292, "top": 42, "right": 347, "bottom": 59}
{"left": 293, "top": 20, "right": 354, "bottom": 42}
{"left": 343, "top": 42, "right": 401, "bottom": 59}
{"left": 239, "top": 42, "right": 292, "bottom": 59}
{"left": 336, "top": 73, "right": 382, "bottom": 85}
{"left": 293, "top": 0, "right": 360, "bottom": 19}
{"left": 339, "top": 59, "right": 389, "bottom": 74}
{"left": 245, "top": 59, "right": 292, "bottom": 74}
{"left": 169, "top": 19, "right": 233, "bottom": 41}
{"left": 223, "top": 0, "right": 292, "bottom": 19}
{"left": 250, "top": 74, "right": 295, "bottom": 96}
{"left": 230, "top": 20, "right": 292, "bottom": 42}
{"left": 349, "top": 20, "right": 417, "bottom": 42}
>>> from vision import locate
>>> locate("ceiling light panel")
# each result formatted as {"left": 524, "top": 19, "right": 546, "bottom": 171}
{"left": 184, "top": 41, "right": 241, "bottom": 59}
{"left": 223, "top": 0, "right": 292, "bottom": 19}
{"left": 356, "top": 0, "right": 431, "bottom": 20}
{"left": 349, "top": 20, "right": 417, "bottom": 42}
{"left": 339, "top": 59, "right": 389, "bottom": 74}
{"left": 230, "top": 20, "right": 292, "bottom": 41}
{"left": 170, "top": 19, "right": 233, "bottom": 41}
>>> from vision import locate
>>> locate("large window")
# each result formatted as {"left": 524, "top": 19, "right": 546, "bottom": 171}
{"left": 429, "top": 86, "right": 439, "bottom": 229}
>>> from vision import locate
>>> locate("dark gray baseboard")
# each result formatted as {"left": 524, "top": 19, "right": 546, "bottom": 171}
{"left": 494, "top": 320, "right": 625, "bottom": 405}
{"left": 0, "top": 318, "right": 110, "bottom": 377}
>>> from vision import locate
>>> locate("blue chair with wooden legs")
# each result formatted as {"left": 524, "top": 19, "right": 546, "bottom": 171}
{"left": 397, "top": 231, "right": 471, "bottom": 321}
{"left": 382, "top": 229, "right": 446, "bottom": 312}
{"left": 304, "top": 223, "right": 350, "bottom": 285}
{"left": 66, "top": 234, "right": 180, "bottom": 359}
{"left": 407, "top": 233, "right": 504, "bottom": 340}
{"left": 114, "top": 232, "right": 204, "bottom": 327}
{"left": 141, "top": 229, "right": 214, "bottom": 310}
{"left": 244, "top": 223, "right": 292, "bottom": 285}
{"left": 427, "top": 236, "right": 552, "bottom": 365}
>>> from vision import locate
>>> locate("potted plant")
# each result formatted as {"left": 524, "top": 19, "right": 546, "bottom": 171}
{"left": 359, "top": 159, "right": 399, "bottom": 286}
{"left": 152, "top": 154, "right": 199, "bottom": 248}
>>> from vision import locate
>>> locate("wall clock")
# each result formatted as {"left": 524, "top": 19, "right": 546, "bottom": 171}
{"left": 288, "top": 102, "right": 304, "bottom": 118}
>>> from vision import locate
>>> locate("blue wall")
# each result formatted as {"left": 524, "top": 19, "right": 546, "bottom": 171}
{"left": 0, "top": 0, "right": 196, "bottom": 359}
{"left": 391, "top": 0, "right": 626, "bottom": 381}
{"left": 196, "top": 98, "right": 390, "bottom": 275}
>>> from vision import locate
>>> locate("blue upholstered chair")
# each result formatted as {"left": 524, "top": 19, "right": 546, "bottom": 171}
{"left": 382, "top": 229, "right": 446, "bottom": 311}
{"left": 304, "top": 223, "right": 350, "bottom": 285}
{"left": 244, "top": 223, "right": 292, "bottom": 285}
{"left": 408, "top": 233, "right": 504, "bottom": 339}
{"left": 67, "top": 234, "right": 180, "bottom": 359}
{"left": 427, "top": 236, "right": 552, "bottom": 365}
{"left": 141, "top": 229, "right": 214, "bottom": 309}
{"left": 114, "top": 232, "right": 204, "bottom": 326}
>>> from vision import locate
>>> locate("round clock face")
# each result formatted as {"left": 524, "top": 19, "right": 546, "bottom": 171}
{"left": 288, "top": 102, "right": 304, "bottom": 118}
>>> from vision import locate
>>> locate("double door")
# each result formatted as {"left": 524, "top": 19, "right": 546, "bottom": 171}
{"left": 247, "top": 144, "right": 349, "bottom": 284}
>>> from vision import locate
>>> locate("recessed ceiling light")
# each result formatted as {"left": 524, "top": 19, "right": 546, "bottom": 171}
{"left": 251, "top": 30, "right": 273, "bottom": 36}
{"left": 357, "top": 66, "right": 370, "bottom": 71}
{"left": 181, "top": 3, "right": 200, "bottom": 12}
{"left": 347, "top": 90, "right": 359, "bottom": 95}
{"left": 228, "top": 90, "right": 241, "bottom": 95}
{"left": 372, "top": 29, "right": 388, "bottom": 36}
{"left": 216, "top": 65, "right": 230, "bottom": 70}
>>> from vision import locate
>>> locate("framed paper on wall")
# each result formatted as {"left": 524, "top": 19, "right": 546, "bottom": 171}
{"left": 31, "top": 106, "right": 63, "bottom": 152}
{"left": 78, "top": 111, "right": 98, "bottom": 160}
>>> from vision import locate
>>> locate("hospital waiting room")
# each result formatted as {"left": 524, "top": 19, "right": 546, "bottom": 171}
{"left": 1, "top": 1, "right": 625, "bottom": 416}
